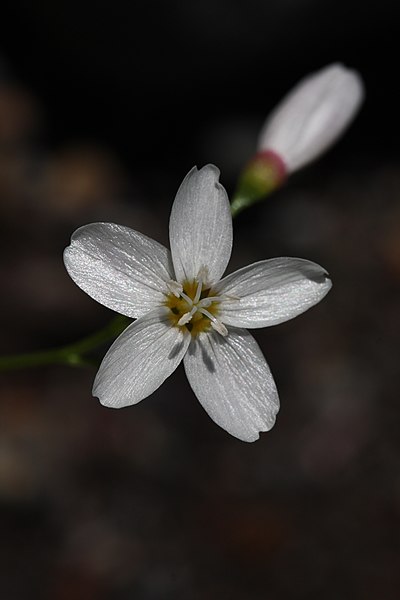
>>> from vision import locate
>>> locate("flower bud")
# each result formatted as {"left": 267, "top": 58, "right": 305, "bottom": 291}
{"left": 258, "top": 63, "right": 364, "bottom": 174}
{"left": 231, "top": 150, "right": 287, "bottom": 216}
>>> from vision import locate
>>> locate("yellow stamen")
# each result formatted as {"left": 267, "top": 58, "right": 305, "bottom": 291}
{"left": 164, "top": 276, "right": 224, "bottom": 337}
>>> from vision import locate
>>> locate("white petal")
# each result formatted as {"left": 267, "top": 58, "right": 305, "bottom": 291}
{"left": 64, "top": 223, "right": 174, "bottom": 318}
{"left": 93, "top": 309, "right": 190, "bottom": 407}
{"left": 214, "top": 258, "right": 332, "bottom": 328}
{"left": 169, "top": 165, "right": 233, "bottom": 286}
{"left": 184, "top": 328, "right": 279, "bottom": 442}
{"left": 258, "top": 63, "right": 364, "bottom": 173}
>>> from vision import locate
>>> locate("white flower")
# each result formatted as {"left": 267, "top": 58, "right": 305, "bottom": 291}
{"left": 258, "top": 63, "right": 364, "bottom": 174}
{"left": 64, "top": 165, "right": 332, "bottom": 442}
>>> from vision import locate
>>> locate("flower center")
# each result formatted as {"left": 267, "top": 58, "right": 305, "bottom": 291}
{"left": 165, "top": 271, "right": 227, "bottom": 337}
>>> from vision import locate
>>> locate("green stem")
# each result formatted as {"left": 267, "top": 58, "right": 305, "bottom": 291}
{"left": 230, "top": 180, "right": 280, "bottom": 217}
{"left": 231, "top": 193, "right": 254, "bottom": 218}
{"left": 0, "top": 315, "right": 130, "bottom": 371}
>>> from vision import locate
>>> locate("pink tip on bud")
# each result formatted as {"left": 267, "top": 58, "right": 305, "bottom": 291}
{"left": 250, "top": 150, "right": 288, "bottom": 186}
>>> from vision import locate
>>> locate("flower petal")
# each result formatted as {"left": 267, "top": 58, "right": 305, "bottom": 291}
{"left": 214, "top": 258, "right": 332, "bottom": 328}
{"left": 184, "top": 328, "right": 279, "bottom": 442}
{"left": 64, "top": 223, "right": 174, "bottom": 318}
{"left": 93, "top": 309, "right": 190, "bottom": 407}
{"left": 169, "top": 165, "right": 233, "bottom": 286}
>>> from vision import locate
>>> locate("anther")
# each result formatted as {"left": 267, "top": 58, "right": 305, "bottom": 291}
{"left": 198, "top": 295, "right": 223, "bottom": 307}
{"left": 197, "top": 266, "right": 209, "bottom": 285}
{"left": 198, "top": 308, "right": 228, "bottom": 337}
{"left": 166, "top": 280, "right": 183, "bottom": 297}
{"left": 177, "top": 306, "right": 197, "bottom": 326}
{"left": 198, "top": 298, "right": 212, "bottom": 308}
{"left": 210, "top": 320, "right": 228, "bottom": 336}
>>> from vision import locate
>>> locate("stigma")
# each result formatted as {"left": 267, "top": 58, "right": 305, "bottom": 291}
{"left": 165, "top": 271, "right": 228, "bottom": 337}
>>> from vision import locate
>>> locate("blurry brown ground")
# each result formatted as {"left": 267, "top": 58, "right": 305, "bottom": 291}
{"left": 1, "top": 40, "right": 400, "bottom": 600}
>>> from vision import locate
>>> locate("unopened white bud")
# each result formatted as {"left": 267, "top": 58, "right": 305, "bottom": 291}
{"left": 258, "top": 63, "right": 364, "bottom": 174}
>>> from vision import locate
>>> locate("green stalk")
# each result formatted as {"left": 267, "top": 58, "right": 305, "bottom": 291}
{"left": 0, "top": 315, "right": 130, "bottom": 371}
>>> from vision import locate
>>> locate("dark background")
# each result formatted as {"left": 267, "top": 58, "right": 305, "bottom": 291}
{"left": 0, "top": 1, "right": 399, "bottom": 599}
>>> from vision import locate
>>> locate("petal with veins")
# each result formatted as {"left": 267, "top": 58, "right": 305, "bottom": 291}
{"left": 64, "top": 223, "right": 173, "bottom": 319}
{"left": 169, "top": 165, "right": 233, "bottom": 286}
{"left": 93, "top": 309, "right": 190, "bottom": 407}
{"left": 184, "top": 328, "right": 279, "bottom": 442}
{"left": 214, "top": 258, "right": 332, "bottom": 328}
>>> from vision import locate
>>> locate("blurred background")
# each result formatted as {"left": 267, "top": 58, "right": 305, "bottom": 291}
{"left": 0, "top": 1, "right": 399, "bottom": 598}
